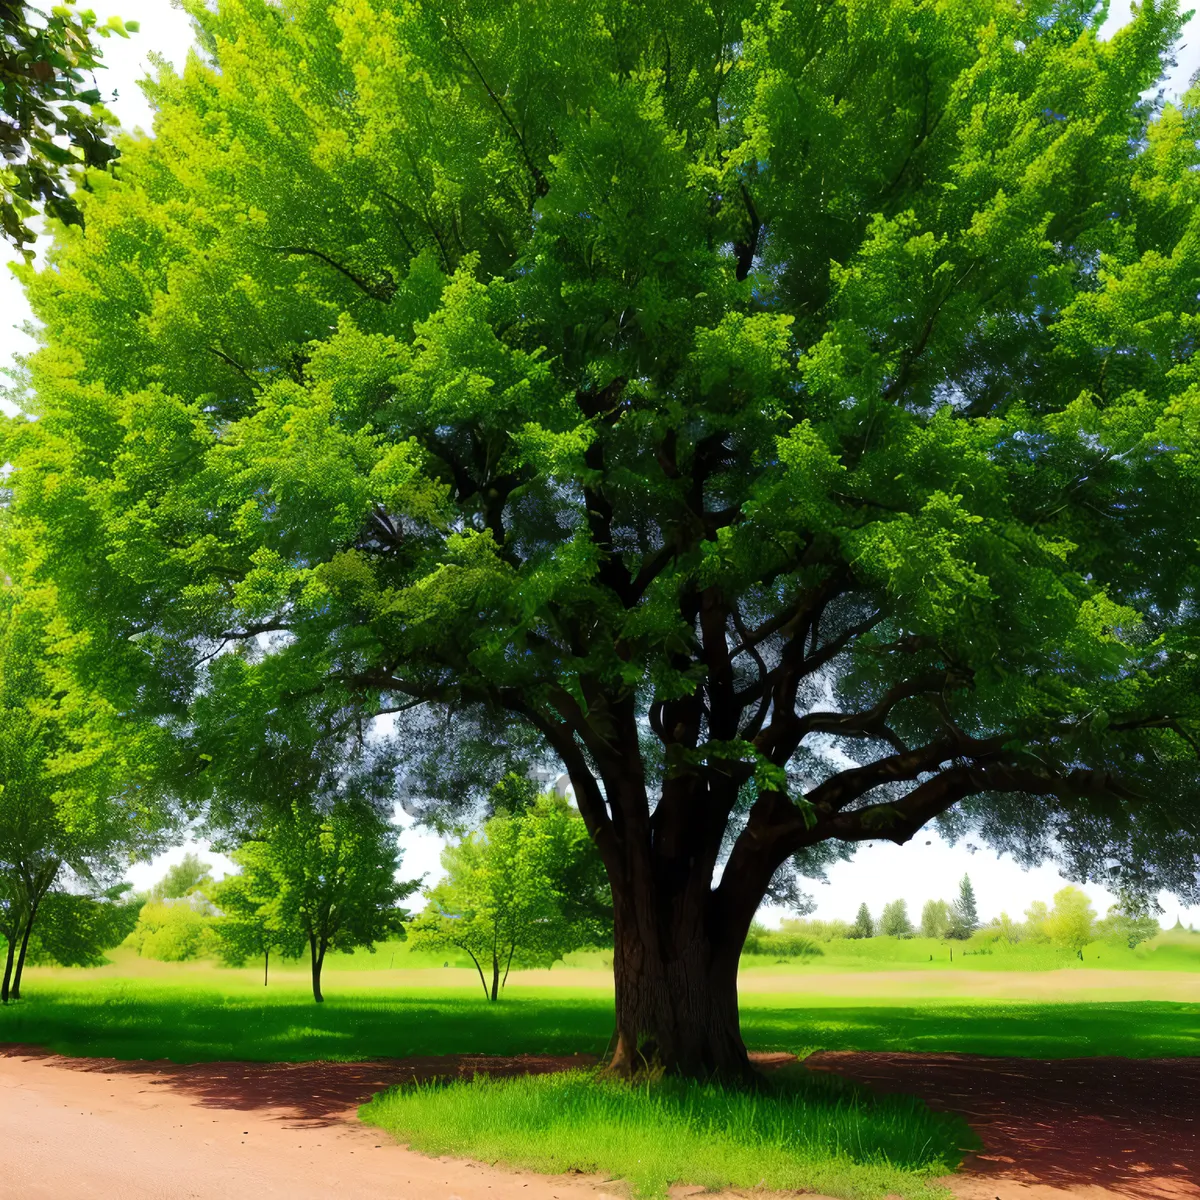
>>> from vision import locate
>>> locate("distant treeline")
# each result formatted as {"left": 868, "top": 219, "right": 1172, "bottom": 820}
{"left": 744, "top": 877, "right": 1174, "bottom": 959}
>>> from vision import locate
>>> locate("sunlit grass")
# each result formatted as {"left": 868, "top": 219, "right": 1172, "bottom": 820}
{"left": 361, "top": 1066, "right": 974, "bottom": 1200}
{"left": 2, "top": 975, "right": 1198, "bottom": 1062}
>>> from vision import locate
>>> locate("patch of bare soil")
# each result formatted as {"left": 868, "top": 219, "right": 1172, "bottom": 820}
{"left": 806, "top": 1051, "right": 1200, "bottom": 1200}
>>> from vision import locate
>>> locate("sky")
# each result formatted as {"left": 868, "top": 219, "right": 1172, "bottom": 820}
{"left": 8, "top": 2, "right": 1200, "bottom": 927}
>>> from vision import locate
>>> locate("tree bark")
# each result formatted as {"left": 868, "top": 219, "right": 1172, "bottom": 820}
{"left": 604, "top": 871, "right": 756, "bottom": 1083}
{"left": 264, "top": 947, "right": 269, "bottom": 987}
{"left": 309, "top": 934, "right": 324, "bottom": 1003}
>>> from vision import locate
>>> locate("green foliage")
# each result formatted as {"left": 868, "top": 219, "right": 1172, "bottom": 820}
{"left": 411, "top": 794, "right": 611, "bottom": 999}
{"left": 1022, "top": 900, "right": 1052, "bottom": 945}
{"left": 362, "top": 1068, "right": 970, "bottom": 1200}
{"left": 850, "top": 904, "right": 875, "bottom": 940}
{"left": 151, "top": 853, "right": 213, "bottom": 901}
{"left": 25, "top": 885, "right": 142, "bottom": 968}
{"left": 879, "top": 899, "right": 915, "bottom": 938}
{"left": 123, "top": 898, "right": 217, "bottom": 962}
{"left": 779, "top": 917, "right": 852, "bottom": 942}
{"left": 0, "top": 1, "right": 133, "bottom": 252}
{"left": 210, "top": 801, "right": 419, "bottom": 1000}
{"left": 1097, "top": 899, "right": 1162, "bottom": 950}
{"left": 0, "top": 579, "right": 170, "bottom": 998}
{"left": 919, "top": 899, "right": 951, "bottom": 940}
{"left": 1043, "top": 886, "right": 1098, "bottom": 954}
{"left": 742, "top": 922, "right": 824, "bottom": 959}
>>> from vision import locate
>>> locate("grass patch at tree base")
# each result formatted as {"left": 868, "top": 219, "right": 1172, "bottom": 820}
{"left": 360, "top": 1065, "right": 975, "bottom": 1200}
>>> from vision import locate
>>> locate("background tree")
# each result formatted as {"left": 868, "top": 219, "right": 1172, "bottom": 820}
{"left": 878, "top": 898, "right": 914, "bottom": 938}
{"left": 209, "top": 859, "right": 290, "bottom": 985}
{"left": 121, "top": 894, "right": 216, "bottom": 962}
{"left": 217, "top": 801, "right": 418, "bottom": 1002}
{"left": 1044, "top": 885, "right": 1098, "bottom": 959}
{"left": 920, "top": 899, "right": 951, "bottom": 940}
{"left": 1022, "top": 900, "right": 1052, "bottom": 945}
{"left": 850, "top": 904, "right": 875, "bottom": 940}
{"left": 0, "top": 580, "right": 169, "bottom": 1000}
{"left": 1097, "top": 891, "right": 1161, "bottom": 950}
{"left": 9, "top": 0, "right": 1200, "bottom": 1077}
{"left": 947, "top": 875, "right": 980, "bottom": 941}
{"left": 0, "top": 1, "right": 135, "bottom": 253}
{"left": 411, "top": 793, "right": 612, "bottom": 1001}
{"left": 150, "top": 852, "right": 213, "bottom": 901}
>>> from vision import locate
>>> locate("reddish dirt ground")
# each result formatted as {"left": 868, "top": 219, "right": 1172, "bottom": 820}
{"left": 808, "top": 1051, "right": 1200, "bottom": 1200}
{"left": 2, "top": 1044, "right": 1198, "bottom": 1198}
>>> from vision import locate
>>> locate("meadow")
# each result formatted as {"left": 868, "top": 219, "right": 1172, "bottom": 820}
{"left": 4, "top": 931, "right": 1199, "bottom": 1199}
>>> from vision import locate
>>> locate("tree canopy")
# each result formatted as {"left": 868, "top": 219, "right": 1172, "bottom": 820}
{"left": 6, "top": 0, "right": 1200, "bottom": 1075}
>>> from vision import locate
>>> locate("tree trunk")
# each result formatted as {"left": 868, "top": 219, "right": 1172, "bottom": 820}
{"left": 604, "top": 876, "right": 754, "bottom": 1083}
{"left": 1, "top": 929, "right": 15, "bottom": 1004}
{"left": 10, "top": 900, "right": 39, "bottom": 1000}
{"left": 490, "top": 946, "right": 500, "bottom": 1002}
{"left": 309, "top": 934, "right": 324, "bottom": 1003}
{"left": 264, "top": 948, "right": 269, "bottom": 987}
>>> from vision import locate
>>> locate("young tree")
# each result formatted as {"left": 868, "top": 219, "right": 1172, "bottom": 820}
{"left": 988, "top": 912, "right": 1021, "bottom": 945}
{"left": 1022, "top": 900, "right": 1052, "bottom": 945}
{"left": 0, "top": 2, "right": 135, "bottom": 253}
{"left": 215, "top": 802, "right": 418, "bottom": 1002}
{"left": 10, "top": 0, "right": 1200, "bottom": 1076}
{"left": 1044, "top": 885, "right": 1098, "bottom": 959}
{"left": 411, "top": 793, "right": 612, "bottom": 1001}
{"left": 878, "top": 899, "right": 914, "bottom": 938}
{"left": 947, "top": 875, "right": 980, "bottom": 940}
{"left": 850, "top": 904, "right": 875, "bottom": 940}
{"left": 919, "top": 899, "right": 951, "bottom": 940}
{"left": 209, "top": 864, "right": 289, "bottom": 985}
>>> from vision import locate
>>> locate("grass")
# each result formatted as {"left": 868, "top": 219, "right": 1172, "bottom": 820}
{"left": 361, "top": 1066, "right": 975, "bottom": 1200}
{"left": 2, "top": 971, "right": 1198, "bottom": 1061}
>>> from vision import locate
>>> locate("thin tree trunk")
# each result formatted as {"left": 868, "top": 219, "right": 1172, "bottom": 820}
{"left": 309, "top": 933, "right": 324, "bottom": 1003}
{"left": 502, "top": 939, "right": 517, "bottom": 989}
{"left": 490, "top": 949, "right": 500, "bottom": 1002}
{"left": 464, "top": 948, "right": 490, "bottom": 999}
{"left": 11, "top": 898, "right": 40, "bottom": 1000}
{"left": 264, "top": 947, "right": 269, "bottom": 987}
{"left": 1, "top": 928, "right": 16, "bottom": 1005}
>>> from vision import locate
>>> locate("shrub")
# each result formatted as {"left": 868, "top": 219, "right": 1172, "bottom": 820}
{"left": 123, "top": 900, "right": 218, "bottom": 962}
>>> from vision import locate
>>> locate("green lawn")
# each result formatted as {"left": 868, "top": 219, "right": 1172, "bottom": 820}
{"left": 2, "top": 973, "right": 1197, "bottom": 1061}
{"left": 362, "top": 1067, "right": 974, "bottom": 1200}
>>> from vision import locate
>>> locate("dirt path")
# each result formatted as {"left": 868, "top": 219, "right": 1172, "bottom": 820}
{"left": 809, "top": 1051, "right": 1200, "bottom": 1200}
{"left": 0, "top": 1046, "right": 632, "bottom": 1200}
{"left": 3, "top": 1045, "right": 1198, "bottom": 1199}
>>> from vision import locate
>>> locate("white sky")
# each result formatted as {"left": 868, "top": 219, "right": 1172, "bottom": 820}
{"left": 9, "top": 3, "right": 1200, "bottom": 926}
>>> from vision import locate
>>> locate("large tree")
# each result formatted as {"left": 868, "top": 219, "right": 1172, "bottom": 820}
{"left": 6, "top": 0, "right": 1200, "bottom": 1075}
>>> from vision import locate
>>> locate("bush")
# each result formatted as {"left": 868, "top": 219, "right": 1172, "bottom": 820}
{"left": 780, "top": 918, "right": 851, "bottom": 942}
{"left": 743, "top": 924, "right": 823, "bottom": 959}
{"left": 123, "top": 900, "right": 218, "bottom": 962}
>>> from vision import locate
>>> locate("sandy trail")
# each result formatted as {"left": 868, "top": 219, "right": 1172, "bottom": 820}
{"left": 0, "top": 1048, "right": 631, "bottom": 1200}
